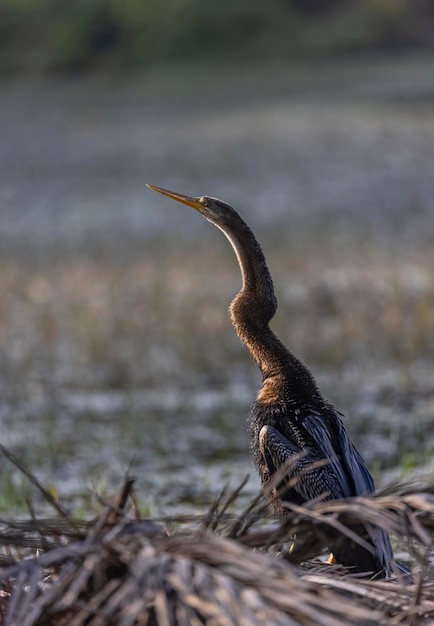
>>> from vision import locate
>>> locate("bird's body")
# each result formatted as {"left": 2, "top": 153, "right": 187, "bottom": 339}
{"left": 147, "top": 184, "right": 398, "bottom": 577}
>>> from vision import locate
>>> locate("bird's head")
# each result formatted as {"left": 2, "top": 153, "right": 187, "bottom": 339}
{"left": 146, "top": 184, "right": 235, "bottom": 227}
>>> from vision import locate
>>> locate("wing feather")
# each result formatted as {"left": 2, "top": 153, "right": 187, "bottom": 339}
{"left": 302, "top": 410, "right": 395, "bottom": 575}
{"left": 302, "top": 413, "right": 353, "bottom": 497}
{"left": 335, "top": 417, "right": 375, "bottom": 495}
{"left": 260, "top": 425, "right": 345, "bottom": 502}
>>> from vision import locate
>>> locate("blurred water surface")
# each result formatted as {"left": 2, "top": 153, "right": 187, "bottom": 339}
{"left": 0, "top": 57, "right": 434, "bottom": 514}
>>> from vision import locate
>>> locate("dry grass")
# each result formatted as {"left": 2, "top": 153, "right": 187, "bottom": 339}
{"left": 0, "top": 450, "right": 434, "bottom": 625}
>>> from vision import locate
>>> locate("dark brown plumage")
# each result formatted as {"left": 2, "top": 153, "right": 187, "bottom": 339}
{"left": 147, "top": 184, "right": 403, "bottom": 577}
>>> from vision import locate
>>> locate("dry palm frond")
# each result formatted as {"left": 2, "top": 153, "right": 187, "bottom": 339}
{"left": 0, "top": 514, "right": 380, "bottom": 626}
{"left": 1, "top": 449, "right": 434, "bottom": 625}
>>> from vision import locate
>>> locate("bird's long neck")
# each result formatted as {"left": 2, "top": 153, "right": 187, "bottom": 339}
{"left": 219, "top": 215, "right": 321, "bottom": 402}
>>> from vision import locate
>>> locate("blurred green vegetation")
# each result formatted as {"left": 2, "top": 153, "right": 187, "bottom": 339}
{"left": 1, "top": 0, "right": 433, "bottom": 74}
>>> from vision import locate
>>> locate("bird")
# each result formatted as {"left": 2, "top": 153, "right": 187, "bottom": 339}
{"left": 147, "top": 183, "right": 399, "bottom": 577}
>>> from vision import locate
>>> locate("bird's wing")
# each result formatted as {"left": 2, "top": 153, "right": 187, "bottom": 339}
{"left": 301, "top": 412, "right": 355, "bottom": 497}
{"left": 302, "top": 411, "right": 395, "bottom": 575}
{"left": 259, "top": 425, "right": 344, "bottom": 501}
{"left": 334, "top": 415, "right": 375, "bottom": 494}
{"left": 259, "top": 424, "right": 303, "bottom": 471}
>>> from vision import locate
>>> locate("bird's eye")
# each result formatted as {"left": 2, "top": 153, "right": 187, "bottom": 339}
{"left": 199, "top": 197, "right": 208, "bottom": 207}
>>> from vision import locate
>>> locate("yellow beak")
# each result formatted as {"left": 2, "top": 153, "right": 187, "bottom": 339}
{"left": 146, "top": 184, "right": 202, "bottom": 211}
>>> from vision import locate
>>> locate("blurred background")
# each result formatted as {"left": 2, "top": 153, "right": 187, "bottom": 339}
{"left": 0, "top": 0, "right": 434, "bottom": 516}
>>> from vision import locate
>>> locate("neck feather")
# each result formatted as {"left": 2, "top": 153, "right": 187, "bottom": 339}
{"left": 218, "top": 213, "right": 320, "bottom": 401}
